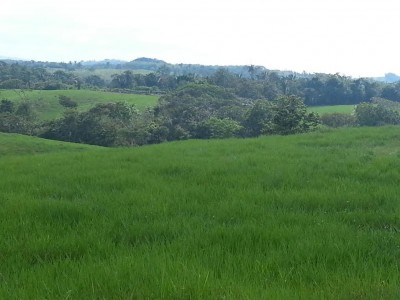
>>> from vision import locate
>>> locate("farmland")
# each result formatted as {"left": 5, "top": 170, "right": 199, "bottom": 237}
{"left": 1, "top": 126, "right": 400, "bottom": 299}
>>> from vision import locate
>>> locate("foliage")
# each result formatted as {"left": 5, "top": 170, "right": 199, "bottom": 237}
{"left": 0, "top": 78, "right": 26, "bottom": 89}
{"left": 272, "top": 95, "right": 320, "bottom": 135}
{"left": 197, "top": 117, "right": 243, "bottom": 139}
{"left": 58, "top": 95, "right": 78, "bottom": 109}
{"left": 355, "top": 102, "right": 400, "bottom": 126}
{"left": 0, "top": 59, "right": 399, "bottom": 109}
{"left": 83, "top": 74, "right": 105, "bottom": 88}
{"left": 41, "top": 102, "right": 161, "bottom": 146}
{"left": 0, "top": 101, "right": 37, "bottom": 135}
{"left": 371, "top": 97, "right": 400, "bottom": 112}
{"left": 244, "top": 99, "right": 275, "bottom": 136}
{"left": 0, "top": 99, "right": 15, "bottom": 113}
{"left": 155, "top": 84, "right": 245, "bottom": 140}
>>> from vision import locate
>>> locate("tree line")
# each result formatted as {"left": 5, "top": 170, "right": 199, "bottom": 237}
{"left": 3, "top": 60, "right": 400, "bottom": 106}
{"left": 0, "top": 84, "right": 319, "bottom": 146}
{"left": 2, "top": 83, "right": 400, "bottom": 147}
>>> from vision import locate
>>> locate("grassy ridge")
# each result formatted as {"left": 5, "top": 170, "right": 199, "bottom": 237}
{"left": 0, "top": 133, "right": 99, "bottom": 156}
{"left": 1, "top": 127, "right": 400, "bottom": 298}
{"left": 0, "top": 89, "right": 159, "bottom": 120}
{"left": 309, "top": 104, "right": 355, "bottom": 115}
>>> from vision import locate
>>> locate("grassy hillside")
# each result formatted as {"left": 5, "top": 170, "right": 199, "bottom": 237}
{"left": 309, "top": 104, "right": 355, "bottom": 115}
{"left": 0, "top": 133, "right": 100, "bottom": 156}
{"left": 0, "top": 89, "right": 159, "bottom": 120}
{"left": 1, "top": 127, "right": 400, "bottom": 299}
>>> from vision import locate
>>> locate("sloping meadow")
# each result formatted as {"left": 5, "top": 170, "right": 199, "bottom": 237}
{"left": 1, "top": 127, "right": 400, "bottom": 299}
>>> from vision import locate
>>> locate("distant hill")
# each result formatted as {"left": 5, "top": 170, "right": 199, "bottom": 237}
{"left": 0, "top": 55, "right": 24, "bottom": 60}
{"left": 0, "top": 56, "right": 271, "bottom": 78}
{"left": 4, "top": 56, "right": 397, "bottom": 81}
{"left": 124, "top": 57, "right": 168, "bottom": 71}
{"left": 81, "top": 59, "right": 128, "bottom": 67}
{"left": 0, "top": 132, "right": 98, "bottom": 156}
{"left": 374, "top": 73, "right": 400, "bottom": 83}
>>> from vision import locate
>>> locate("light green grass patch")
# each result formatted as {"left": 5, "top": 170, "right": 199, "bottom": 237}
{"left": 308, "top": 104, "right": 355, "bottom": 115}
{"left": 0, "top": 133, "right": 99, "bottom": 157}
{"left": 0, "top": 89, "right": 159, "bottom": 120}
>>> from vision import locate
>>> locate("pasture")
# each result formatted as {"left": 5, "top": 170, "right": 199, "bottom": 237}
{"left": 308, "top": 104, "right": 355, "bottom": 115}
{"left": 1, "top": 127, "right": 400, "bottom": 298}
{"left": 0, "top": 89, "right": 159, "bottom": 120}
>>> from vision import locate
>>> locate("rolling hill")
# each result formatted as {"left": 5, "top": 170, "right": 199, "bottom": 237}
{"left": 1, "top": 127, "right": 400, "bottom": 298}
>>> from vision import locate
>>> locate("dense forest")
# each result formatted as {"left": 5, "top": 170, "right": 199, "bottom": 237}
{"left": 1, "top": 58, "right": 400, "bottom": 147}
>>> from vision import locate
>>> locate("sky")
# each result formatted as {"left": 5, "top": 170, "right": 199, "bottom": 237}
{"left": 1, "top": 0, "right": 400, "bottom": 77}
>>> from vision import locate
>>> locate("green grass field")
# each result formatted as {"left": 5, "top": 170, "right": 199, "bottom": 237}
{"left": 1, "top": 127, "right": 400, "bottom": 299}
{"left": 0, "top": 133, "right": 98, "bottom": 156}
{"left": 308, "top": 104, "right": 355, "bottom": 115}
{"left": 0, "top": 89, "right": 159, "bottom": 120}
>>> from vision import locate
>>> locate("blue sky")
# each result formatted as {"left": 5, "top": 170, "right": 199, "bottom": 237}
{"left": 1, "top": 0, "right": 399, "bottom": 77}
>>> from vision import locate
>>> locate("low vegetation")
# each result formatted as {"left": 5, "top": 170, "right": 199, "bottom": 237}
{"left": 1, "top": 127, "right": 400, "bottom": 299}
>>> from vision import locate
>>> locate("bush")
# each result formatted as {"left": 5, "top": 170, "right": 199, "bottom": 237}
{"left": 197, "top": 117, "right": 243, "bottom": 139}
{"left": 0, "top": 99, "right": 15, "bottom": 113}
{"left": 0, "top": 79, "right": 26, "bottom": 89}
{"left": 59, "top": 95, "right": 78, "bottom": 108}
{"left": 320, "top": 113, "right": 356, "bottom": 127}
{"left": 355, "top": 102, "right": 400, "bottom": 126}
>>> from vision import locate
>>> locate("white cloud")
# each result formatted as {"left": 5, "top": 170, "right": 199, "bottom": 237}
{"left": 1, "top": 0, "right": 400, "bottom": 76}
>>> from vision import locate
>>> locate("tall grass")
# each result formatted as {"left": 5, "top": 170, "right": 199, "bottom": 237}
{"left": 0, "top": 133, "right": 98, "bottom": 156}
{"left": 1, "top": 127, "right": 400, "bottom": 299}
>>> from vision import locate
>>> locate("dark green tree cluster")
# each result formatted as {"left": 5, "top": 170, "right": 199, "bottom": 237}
{"left": 154, "top": 84, "right": 247, "bottom": 139}
{"left": 40, "top": 102, "right": 167, "bottom": 146}
{"left": 108, "top": 70, "right": 198, "bottom": 93}
{"left": 0, "top": 62, "right": 80, "bottom": 90}
{"left": 208, "top": 70, "right": 384, "bottom": 106}
{"left": 154, "top": 84, "right": 319, "bottom": 140}
{"left": 5, "top": 59, "right": 400, "bottom": 107}
{"left": 24, "top": 84, "right": 319, "bottom": 146}
{"left": 355, "top": 102, "right": 400, "bottom": 126}
{"left": 58, "top": 95, "right": 78, "bottom": 108}
{"left": 320, "top": 98, "right": 400, "bottom": 128}
{"left": 0, "top": 99, "right": 36, "bottom": 134}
